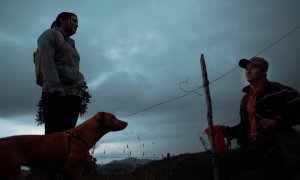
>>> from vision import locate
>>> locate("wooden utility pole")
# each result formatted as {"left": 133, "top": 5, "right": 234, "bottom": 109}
{"left": 200, "top": 54, "right": 220, "bottom": 180}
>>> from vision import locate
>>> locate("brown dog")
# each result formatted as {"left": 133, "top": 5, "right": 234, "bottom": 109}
{"left": 0, "top": 112, "right": 127, "bottom": 180}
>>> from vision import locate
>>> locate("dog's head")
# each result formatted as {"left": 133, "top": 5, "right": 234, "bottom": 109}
{"left": 96, "top": 112, "right": 128, "bottom": 132}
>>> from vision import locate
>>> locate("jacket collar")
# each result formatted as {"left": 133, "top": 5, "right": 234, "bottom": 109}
{"left": 242, "top": 79, "right": 270, "bottom": 93}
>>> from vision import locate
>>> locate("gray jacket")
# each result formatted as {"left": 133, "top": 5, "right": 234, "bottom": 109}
{"left": 38, "top": 27, "right": 84, "bottom": 97}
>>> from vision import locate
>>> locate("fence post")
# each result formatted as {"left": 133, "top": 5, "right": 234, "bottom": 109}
{"left": 200, "top": 54, "right": 221, "bottom": 180}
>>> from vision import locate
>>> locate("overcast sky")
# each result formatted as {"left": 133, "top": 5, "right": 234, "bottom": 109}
{"left": 1, "top": 0, "right": 300, "bottom": 164}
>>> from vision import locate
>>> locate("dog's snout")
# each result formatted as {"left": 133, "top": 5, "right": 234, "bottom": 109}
{"left": 116, "top": 120, "right": 127, "bottom": 131}
{"left": 120, "top": 121, "right": 128, "bottom": 128}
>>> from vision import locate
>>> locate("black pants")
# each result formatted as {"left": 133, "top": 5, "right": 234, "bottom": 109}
{"left": 42, "top": 93, "right": 82, "bottom": 135}
{"left": 219, "top": 142, "right": 291, "bottom": 180}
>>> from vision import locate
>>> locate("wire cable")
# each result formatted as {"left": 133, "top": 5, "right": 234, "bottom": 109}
{"left": 120, "top": 91, "right": 193, "bottom": 118}
{"left": 255, "top": 24, "right": 300, "bottom": 56}
{"left": 120, "top": 24, "right": 300, "bottom": 118}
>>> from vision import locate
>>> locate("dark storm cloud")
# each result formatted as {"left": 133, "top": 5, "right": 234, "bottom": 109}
{"left": 1, "top": 0, "right": 300, "bottom": 160}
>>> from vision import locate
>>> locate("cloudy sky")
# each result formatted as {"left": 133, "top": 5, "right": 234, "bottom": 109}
{"left": 1, "top": 0, "right": 300, "bottom": 164}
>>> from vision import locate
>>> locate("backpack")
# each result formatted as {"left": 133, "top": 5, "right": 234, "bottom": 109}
{"left": 33, "top": 29, "right": 66, "bottom": 86}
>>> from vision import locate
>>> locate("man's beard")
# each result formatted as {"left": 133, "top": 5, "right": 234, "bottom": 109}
{"left": 247, "top": 76, "right": 265, "bottom": 84}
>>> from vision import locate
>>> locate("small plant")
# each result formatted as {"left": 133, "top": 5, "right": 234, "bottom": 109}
{"left": 124, "top": 144, "right": 132, "bottom": 158}
{"left": 35, "top": 82, "right": 91, "bottom": 125}
{"left": 80, "top": 146, "right": 98, "bottom": 179}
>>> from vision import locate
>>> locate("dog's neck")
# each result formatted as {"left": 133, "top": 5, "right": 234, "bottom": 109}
{"left": 64, "top": 131, "right": 90, "bottom": 149}
{"left": 70, "top": 115, "right": 109, "bottom": 149}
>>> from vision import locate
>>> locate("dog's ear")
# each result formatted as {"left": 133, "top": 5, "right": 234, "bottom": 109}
{"left": 96, "top": 112, "right": 105, "bottom": 121}
{"left": 97, "top": 112, "right": 106, "bottom": 127}
{"left": 94, "top": 112, "right": 104, "bottom": 123}
{"left": 95, "top": 112, "right": 104, "bottom": 117}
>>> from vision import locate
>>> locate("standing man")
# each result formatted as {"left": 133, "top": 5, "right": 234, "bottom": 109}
{"left": 221, "top": 57, "right": 300, "bottom": 180}
{"left": 38, "top": 12, "right": 86, "bottom": 135}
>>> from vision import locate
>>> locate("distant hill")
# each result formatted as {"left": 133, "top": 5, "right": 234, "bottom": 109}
{"left": 132, "top": 151, "right": 213, "bottom": 180}
{"left": 95, "top": 152, "right": 214, "bottom": 180}
{"left": 97, "top": 157, "right": 152, "bottom": 174}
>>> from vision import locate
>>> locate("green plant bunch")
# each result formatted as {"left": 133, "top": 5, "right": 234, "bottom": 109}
{"left": 36, "top": 82, "right": 91, "bottom": 125}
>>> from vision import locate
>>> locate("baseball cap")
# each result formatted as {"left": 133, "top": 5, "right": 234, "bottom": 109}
{"left": 239, "top": 56, "right": 269, "bottom": 71}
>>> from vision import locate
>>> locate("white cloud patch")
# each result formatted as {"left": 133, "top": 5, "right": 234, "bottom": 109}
{"left": 0, "top": 115, "right": 43, "bottom": 137}
{"left": 88, "top": 73, "right": 109, "bottom": 90}
{"left": 103, "top": 30, "right": 166, "bottom": 60}
{"left": 0, "top": 31, "right": 22, "bottom": 45}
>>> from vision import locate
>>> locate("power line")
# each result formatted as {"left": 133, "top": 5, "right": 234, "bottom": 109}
{"left": 120, "top": 91, "right": 193, "bottom": 118}
{"left": 255, "top": 24, "right": 300, "bottom": 56}
{"left": 120, "top": 24, "right": 300, "bottom": 118}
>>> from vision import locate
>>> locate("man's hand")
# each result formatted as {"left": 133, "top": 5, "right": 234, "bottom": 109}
{"left": 259, "top": 118, "right": 278, "bottom": 129}
{"left": 222, "top": 126, "right": 231, "bottom": 139}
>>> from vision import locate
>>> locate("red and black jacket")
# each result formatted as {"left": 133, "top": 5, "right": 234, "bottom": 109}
{"left": 228, "top": 80, "right": 300, "bottom": 146}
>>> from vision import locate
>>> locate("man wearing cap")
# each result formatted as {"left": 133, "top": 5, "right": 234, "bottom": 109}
{"left": 221, "top": 56, "right": 300, "bottom": 180}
